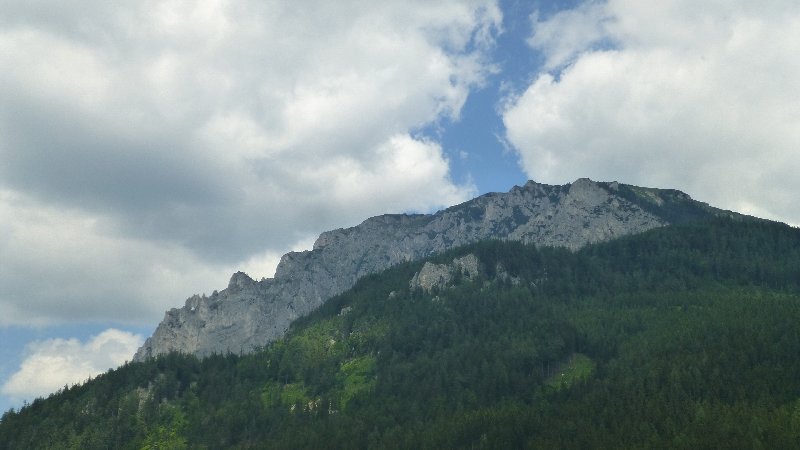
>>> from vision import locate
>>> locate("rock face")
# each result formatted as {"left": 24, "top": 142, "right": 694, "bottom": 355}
{"left": 134, "top": 178, "right": 729, "bottom": 361}
{"left": 410, "top": 254, "right": 481, "bottom": 293}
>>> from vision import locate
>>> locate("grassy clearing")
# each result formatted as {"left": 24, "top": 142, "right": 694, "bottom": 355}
{"left": 338, "top": 356, "right": 376, "bottom": 409}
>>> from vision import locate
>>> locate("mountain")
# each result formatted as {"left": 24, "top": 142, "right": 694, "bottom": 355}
{"left": 135, "top": 178, "right": 735, "bottom": 361}
{"left": 4, "top": 217, "right": 800, "bottom": 448}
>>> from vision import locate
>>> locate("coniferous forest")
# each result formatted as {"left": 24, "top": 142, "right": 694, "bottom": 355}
{"left": 2, "top": 217, "right": 800, "bottom": 449}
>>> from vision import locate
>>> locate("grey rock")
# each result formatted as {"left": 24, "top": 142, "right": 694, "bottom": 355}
{"left": 410, "top": 254, "right": 481, "bottom": 293}
{"left": 495, "top": 263, "right": 522, "bottom": 287}
{"left": 134, "top": 178, "right": 732, "bottom": 361}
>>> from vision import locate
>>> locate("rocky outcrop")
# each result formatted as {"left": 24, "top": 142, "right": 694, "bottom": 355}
{"left": 410, "top": 254, "right": 481, "bottom": 293}
{"left": 134, "top": 178, "right": 729, "bottom": 361}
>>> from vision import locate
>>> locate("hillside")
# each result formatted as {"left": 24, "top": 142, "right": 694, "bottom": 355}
{"left": 2, "top": 217, "right": 800, "bottom": 448}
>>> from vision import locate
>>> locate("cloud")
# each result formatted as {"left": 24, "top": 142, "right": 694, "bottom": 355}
{"left": 527, "top": 1, "right": 615, "bottom": 70}
{"left": 504, "top": 0, "right": 800, "bottom": 225}
{"left": 1, "top": 329, "right": 142, "bottom": 402}
{"left": 0, "top": 1, "right": 501, "bottom": 325}
{"left": 0, "top": 190, "right": 238, "bottom": 325}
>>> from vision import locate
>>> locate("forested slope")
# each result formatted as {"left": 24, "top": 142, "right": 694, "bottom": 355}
{"left": 2, "top": 218, "right": 800, "bottom": 449}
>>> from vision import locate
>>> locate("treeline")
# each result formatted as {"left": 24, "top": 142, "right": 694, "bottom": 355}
{"left": 2, "top": 218, "right": 800, "bottom": 448}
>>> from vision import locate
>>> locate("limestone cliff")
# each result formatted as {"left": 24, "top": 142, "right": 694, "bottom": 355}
{"left": 134, "top": 178, "right": 731, "bottom": 360}
{"left": 410, "top": 254, "right": 482, "bottom": 293}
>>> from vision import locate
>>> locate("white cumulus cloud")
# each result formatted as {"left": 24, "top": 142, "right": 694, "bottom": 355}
{"left": 504, "top": 0, "right": 800, "bottom": 225}
{"left": 1, "top": 329, "right": 143, "bottom": 402}
{"left": 0, "top": 1, "right": 501, "bottom": 326}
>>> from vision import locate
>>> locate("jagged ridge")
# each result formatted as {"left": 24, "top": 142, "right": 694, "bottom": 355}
{"left": 134, "top": 178, "right": 735, "bottom": 361}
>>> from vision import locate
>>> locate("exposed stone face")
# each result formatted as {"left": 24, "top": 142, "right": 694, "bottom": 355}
{"left": 410, "top": 254, "right": 481, "bottom": 293}
{"left": 134, "top": 178, "right": 727, "bottom": 361}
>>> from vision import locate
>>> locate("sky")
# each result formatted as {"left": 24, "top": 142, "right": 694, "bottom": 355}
{"left": 1, "top": 0, "right": 799, "bottom": 412}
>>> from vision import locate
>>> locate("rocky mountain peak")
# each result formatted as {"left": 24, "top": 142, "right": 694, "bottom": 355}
{"left": 134, "top": 178, "right": 732, "bottom": 361}
{"left": 228, "top": 271, "right": 256, "bottom": 291}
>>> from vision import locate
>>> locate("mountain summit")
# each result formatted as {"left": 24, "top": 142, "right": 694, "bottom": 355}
{"left": 133, "top": 178, "right": 736, "bottom": 361}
